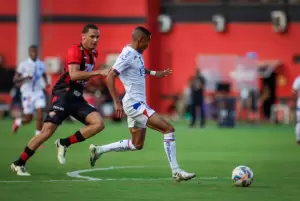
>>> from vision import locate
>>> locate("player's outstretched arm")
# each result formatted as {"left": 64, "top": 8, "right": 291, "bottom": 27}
{"left": 68, "top": 64, "right": 109, "bottom": 81}
{"left": 106, "top": 69, "right": 123, "bottom": 118}
{"left": 13, "top": 73, "right": 31, "bottom": 84}
{"left": 145, "top": 68, "right": 172, "bottom": 78}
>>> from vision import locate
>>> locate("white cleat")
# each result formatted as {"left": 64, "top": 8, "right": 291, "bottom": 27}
{"left": 89, "top": 144, "right": 102, "bottom": 167}
{"left": 55, "top": 139, "right": 67, "bottom": 164}
{"left": 172, "top": 170, "right": 196, "bottom": 182}
{"left": 11, "top": 163, "right": 31, "bottom": 176}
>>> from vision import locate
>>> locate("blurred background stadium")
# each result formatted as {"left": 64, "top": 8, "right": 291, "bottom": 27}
{"left": 0, "top": 0, "right": 299, "bottom": 126}
{"left": 1, "top": 1, "right": 300, "bottom": 201}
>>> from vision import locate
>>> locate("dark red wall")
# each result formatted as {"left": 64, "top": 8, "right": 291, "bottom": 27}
{"left": 0, "top": 0, "right": 146, "bottom": 16}
{"left": 41, "top": 0, "right": 146, "bottom": 16}
{"left": 161, "top": 23, "right": 300, "bottom": 98}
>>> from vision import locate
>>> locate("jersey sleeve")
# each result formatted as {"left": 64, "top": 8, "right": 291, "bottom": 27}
{"left": 112, "top": 49, "right": 133, "bottom": 76}
{"left": 293, "top": 78, "right": 300, "bottom": 91}
{"left": 67, "top": 45, "right": 82, "bottom": 65}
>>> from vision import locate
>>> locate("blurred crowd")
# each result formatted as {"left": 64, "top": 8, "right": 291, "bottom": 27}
{"left": 0, "top": 54, "right": 117, "bottom": 122}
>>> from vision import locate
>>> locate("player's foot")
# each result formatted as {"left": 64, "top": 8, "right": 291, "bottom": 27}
{"left": 12, "top": 120, "right": 20, "bottom": 133}
{"left": 172, "top": 169, "right": 196, "bottom": 182}
{"left": 89, "top": 144, "right": 102, "bottom": 167}
{"left": 297, "top": 141, "right": 300, "bottom": 146}
{"left": 11, "top": 163, "right": 31, "bottom": 176}
{"left": 55, "top": 139, "right": 67, "bottom": 164}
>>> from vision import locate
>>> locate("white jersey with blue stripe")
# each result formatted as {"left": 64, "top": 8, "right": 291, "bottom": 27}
{"left": 17, "top": 58, "right": 46, "bottom": 94}
{"left": 112, "top": 45, "right": 146, "bottom": 107}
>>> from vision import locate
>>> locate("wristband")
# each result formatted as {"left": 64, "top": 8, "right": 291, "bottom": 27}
{"left": 150, "top": 71, "right": 156, "bottom": 76}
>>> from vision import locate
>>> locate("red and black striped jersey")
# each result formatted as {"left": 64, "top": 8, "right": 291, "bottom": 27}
{"left": 52, "top": 44, "right": 98, "bottom": 94}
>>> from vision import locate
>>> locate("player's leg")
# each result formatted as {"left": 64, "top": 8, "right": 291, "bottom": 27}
{"left": 11, "top": 122, "right": 58, "bottom": 176}
{"left": 11, "top": 92, "right": 69, "bottom": 176}
{"left": 56, "top": 103, "right": 105, "bottom": 164}
{"left": 35, "top": 108, "right": 43, "bottom": 135}
{"left": 200, "top": 102, "right": 205, "bottom": 127}
{"left": 34, "top": 91, "right": 47, "bottom": 136}
{"left": 12, "top": 95, "right": 34, "bottom": 133}
{"left": 296, "top": 110, "right": 300, "bottom": 145}
{"left": 147, "top": 112, "right": 196, "bottom": 182}
{"left": 89, "top": 104, "right": 149, "bottom": 167}
{"left": 89, "top": 119, "right": 144, "bottom": 167}
{"left": 189, "top": 103, "right": 196, "bottom": 127}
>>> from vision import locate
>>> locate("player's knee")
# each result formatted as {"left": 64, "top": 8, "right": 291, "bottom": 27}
{"left": 93, "top": 122, "right": 105, "bottom": 133}
{"left": 164, "top": 125, "right": 175, "bottom": 134}
{"left": 40, "top": 123, "right": 57, "bottom": 139}
{"left": 40, "top": 129, "right": 54, "bottom": 139}
{"left": 23, "top": 115, "right": 33, "bottom": 123}
{"left": 133, "top": 142, "right": 144, "bottom": 150}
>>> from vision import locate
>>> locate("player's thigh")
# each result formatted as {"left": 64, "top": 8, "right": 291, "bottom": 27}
{"left": 70, "top": 101, "right": 101, "bottom": 125}
{"left": 147, "top": 112, "right": 174, "bottom": 134}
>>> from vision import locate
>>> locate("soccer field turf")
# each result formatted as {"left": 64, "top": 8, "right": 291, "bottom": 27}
{"left": 0, "top": 119, "right": 299, "bottom": 201}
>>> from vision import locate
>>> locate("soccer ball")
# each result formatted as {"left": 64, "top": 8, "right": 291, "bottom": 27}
{"left": 232, "top": 165, "right": 254, "bottom": 187}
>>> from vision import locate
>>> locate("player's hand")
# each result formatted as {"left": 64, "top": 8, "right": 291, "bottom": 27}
{"left": 155, "top": 68, "right": 172, "bottom": 78}
{"left": 23, "top": 76, "right": 32, "bottom": 80}
{"left": 114, "top": 101, "right": 124, "bottom": 118}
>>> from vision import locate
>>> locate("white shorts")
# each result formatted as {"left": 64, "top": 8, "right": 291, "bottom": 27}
{"left": 297, "top": 109, "right": 300, "bottom": 123}
{"left": 124, "top": 102, "right": 155, "bottom": 128}
{"left": 22, "top": 91, "right": 46, "bottom": 115}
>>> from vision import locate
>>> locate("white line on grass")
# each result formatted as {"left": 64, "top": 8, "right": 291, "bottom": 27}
{"left": 0, "top": 177, "right": 224, "bottom": 183}
{"left": 1, "top": 166, "right": 230, "bottom": 183}
{"left": 66, "top": 166, "right": 228, "bottom": 181}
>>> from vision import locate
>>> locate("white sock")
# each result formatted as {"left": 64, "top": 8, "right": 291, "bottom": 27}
{"left": 164, "top": 133, "right": 180, "bottom": 172}
{"left": 35, "top": 130, "right": 41, "bottom": 136}
{"left": 97, "top": 139, "right": 136, "bottom": 154}
{"left": 296, "top": 123, "right": 300, "bottom": 142}
{"left": 15, "top": 118, "right": 22, "bottom": 126}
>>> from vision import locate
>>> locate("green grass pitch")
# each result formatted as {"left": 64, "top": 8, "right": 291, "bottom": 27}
{"left": 0, "top": 119, "right": 299, "bottom": 201}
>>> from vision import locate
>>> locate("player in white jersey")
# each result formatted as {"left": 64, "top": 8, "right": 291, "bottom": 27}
{"left": 12, "top": 45, "right": 49, "bottom": 137}
{"left": 292, "top": 76, "right": 300, "bottom": 145}
{"left": 89, "top": 26, "right": 196, "bottom": 182}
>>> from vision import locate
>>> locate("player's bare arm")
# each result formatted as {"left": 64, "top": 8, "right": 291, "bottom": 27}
{"left": 144, "top": 68, "right": 172, "bottom": 78}
{"left": 106, "top": 69, "right": 123, "bottom": 118}
{"left": 13, "top": 72, "right": 31, "bottom": 83}
{"left": 68, "top": 64, "right": 109, "bottom": 81}
{"left": 42, "top": 73, "right": 50, "bottom": 88}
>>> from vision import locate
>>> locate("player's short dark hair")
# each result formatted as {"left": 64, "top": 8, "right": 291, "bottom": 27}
{"left": 82, "top": 24, "right": 98, "bottom": 33}
{"left": 29, "top": 45, "right": 38, "bottom": 50}
{"left": 134, "top": 26, "right": 151, "bottom": 37}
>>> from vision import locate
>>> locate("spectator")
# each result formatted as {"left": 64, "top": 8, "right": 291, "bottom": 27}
{"left": 190, "top": 68, "right": 206, "bottom": 127}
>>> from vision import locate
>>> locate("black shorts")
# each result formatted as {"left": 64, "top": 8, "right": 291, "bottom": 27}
{"left": 44, "top": 89, "right": 97, "bottom": 125}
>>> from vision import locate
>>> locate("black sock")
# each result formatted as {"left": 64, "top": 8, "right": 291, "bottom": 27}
{"left": 59, "top": 131, "right": 85, "bottom": 147}
{"left": 14, "top": 146, "right": 35, "bottom": 166}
